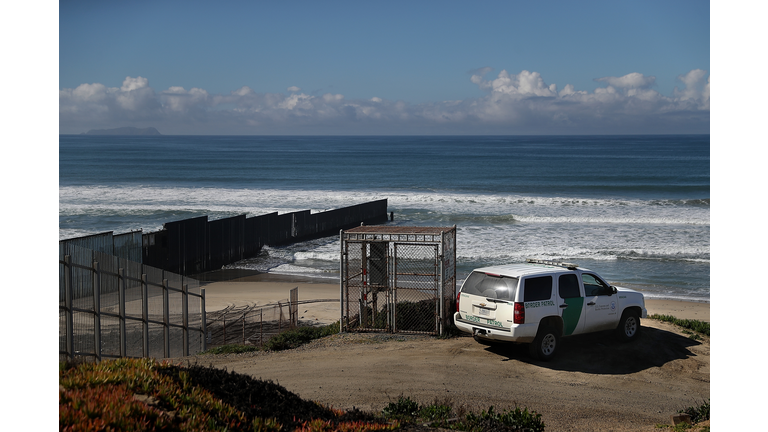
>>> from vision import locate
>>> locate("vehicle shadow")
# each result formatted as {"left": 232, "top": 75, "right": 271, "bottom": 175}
{"left": 485, "top": 325, "right": 703, "bottom": 375}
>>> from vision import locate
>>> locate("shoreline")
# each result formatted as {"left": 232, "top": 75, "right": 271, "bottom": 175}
{"left": 197, "top": 270, "right": 710, "bottom": 323}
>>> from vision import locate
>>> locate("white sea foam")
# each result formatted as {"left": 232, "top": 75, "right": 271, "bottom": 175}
{"left": 60, "top": 185, "right": 710, "bottom": 225}
{"left": 60, "top": 184, "right": 710, "bottom": 299}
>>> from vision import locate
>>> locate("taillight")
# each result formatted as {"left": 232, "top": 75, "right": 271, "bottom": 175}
{"left": 456, "top": 292, "right": 461, "bottom": 313}
{"left": 513, "top": 302, "right": 525, "bottom": 324}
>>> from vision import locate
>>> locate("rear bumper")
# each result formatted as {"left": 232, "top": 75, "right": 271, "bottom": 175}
{"left": 454, "top": 312, "right": 536, "bottom": 343}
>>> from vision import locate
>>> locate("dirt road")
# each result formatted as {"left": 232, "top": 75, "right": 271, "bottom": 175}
{"left": 180, "top": 319, "right": 709, "bottom": 431}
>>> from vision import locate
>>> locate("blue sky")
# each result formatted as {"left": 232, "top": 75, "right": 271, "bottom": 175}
{"left": 56, "top": 0, "right": 711, "bottom": 135}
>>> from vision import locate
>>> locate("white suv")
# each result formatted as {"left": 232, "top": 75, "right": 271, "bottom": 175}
{"left": 454, "top": 259, "right": 647, "bottom": 360}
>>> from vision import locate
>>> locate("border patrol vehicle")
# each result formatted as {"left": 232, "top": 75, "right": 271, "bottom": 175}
{"left": 454, "top": 259, "right": 647, "bottom": 360}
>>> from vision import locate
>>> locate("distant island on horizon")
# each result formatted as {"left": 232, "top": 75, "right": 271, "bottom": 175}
{"left": 82, "top": 127, "right": 162, "bottom": 136}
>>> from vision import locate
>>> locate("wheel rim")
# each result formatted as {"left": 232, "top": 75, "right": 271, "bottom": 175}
{"left": 541, "top": 333, "right": 556, "bottom": 355}
{"left": 624, "top": 317, "right": 637, "bottom": 337}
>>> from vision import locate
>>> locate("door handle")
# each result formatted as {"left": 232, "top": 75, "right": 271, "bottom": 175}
{"left": 559, "top": 304, "right": 568, "bottom": 308}
{"left": 587, "top": 301, "right": 596, "bottom": 306}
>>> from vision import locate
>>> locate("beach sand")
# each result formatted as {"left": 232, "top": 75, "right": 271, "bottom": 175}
{"left": 199, "top": 271, "right": 709, "bottom": 323}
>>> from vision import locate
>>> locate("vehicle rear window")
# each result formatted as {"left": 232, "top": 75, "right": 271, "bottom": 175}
{"left": 460, "top": 272, "right": 518, "bottom": 301}
{"left": 523, "top": 276, "right": 553, "bottom": 302}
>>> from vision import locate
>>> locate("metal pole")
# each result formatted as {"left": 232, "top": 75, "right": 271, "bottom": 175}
{"left": 260, "top": 308, "right": 263, "bottom": 346}
{"left": 141, "top": 274, "right": 149, "bottom": 358}
{"left": 163, "top": 278, "right": 170, "bottom": 358}
{"left": 182, "top": 284, "right": 189, "bottom": 357}
{"left": 64, "top": 255, "right": 74, "bottom": 362}
{"left": 201, "top": 289, "right": 207, "bottom": 352}
{"left": 93, "top": 261, "right": 101, "bottom": 362}
{"left": 242, "top": 312, "right": 246, "bottom": 344}
{"left": 339, "top": 230, "right": 344, "bottom": 333}
{"left": 119, "top": 268, "right": 127, "bottom": 358}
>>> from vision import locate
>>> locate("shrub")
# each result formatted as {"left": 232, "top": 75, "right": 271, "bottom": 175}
{"left": 649, "top": 314, "right": 710, "bottom": 337}
{"left": 463, "top": 405, "right": 545, "bottom": 432}
{"left": 679, "top": 400, "right": 710, "bottom": 424}
{"left": 381, "top": 396, "right": 421, "bottom": 419}
{"left": 202, "top": 343, "right": 261, "bottom": 355}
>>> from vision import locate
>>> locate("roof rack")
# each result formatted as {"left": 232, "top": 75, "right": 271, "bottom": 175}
{"left": 526, "top": 258, "right": 579, "bottom": 270}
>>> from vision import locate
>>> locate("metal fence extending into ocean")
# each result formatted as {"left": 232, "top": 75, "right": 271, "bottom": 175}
{"left": 59, "top": 199, "right": 390, "bottom": 361}
{"left": 59, "top": 243, "right": 206, "bottom": 362}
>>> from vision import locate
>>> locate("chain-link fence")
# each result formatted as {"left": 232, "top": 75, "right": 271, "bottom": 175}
{"left": 340, "top": 226, "right": 457, "bottom": 336}
{"left": 59, "top": 244, "right": 205, "bottom": 362}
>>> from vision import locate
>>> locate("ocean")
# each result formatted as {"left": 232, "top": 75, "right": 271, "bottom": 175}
{"left": 59, "top": 135, "right": 710, "bottom": 302}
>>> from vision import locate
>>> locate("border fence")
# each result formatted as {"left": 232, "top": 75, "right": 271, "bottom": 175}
{"left": 59, "top": 243, "right": 205, "bottom": 362}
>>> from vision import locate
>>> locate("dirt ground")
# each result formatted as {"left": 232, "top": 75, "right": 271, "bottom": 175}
{"left": 177, "top": 317, "right": 709, "bottom": 432}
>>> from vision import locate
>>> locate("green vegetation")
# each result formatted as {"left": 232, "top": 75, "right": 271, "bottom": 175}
{"left": 649, "top": 314, "right": 710, "bottom": 338}
{"left": 202, "top": 343, "right": 261, "bottom": 355}
{"left": 202, "top": 321, "right": 341, "bottom": 355}
{"left": 655, "top": 400, "right": 710, "bottom": 431}
{"left": 60, "top": 359, "right": 547, "bottom": 431}
{"left": 382, "top": 395, "right": 545, "bottom": 432}
{"left": 679, "top": 400, "right": 710, "bottom": 424}
{"left": 264, "top": 321, "right": 339, "bottom": 351}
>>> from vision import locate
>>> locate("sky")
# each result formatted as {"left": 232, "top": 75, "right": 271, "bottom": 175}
{"left": 57, "top": 0, "right": 711, "bottom": 135}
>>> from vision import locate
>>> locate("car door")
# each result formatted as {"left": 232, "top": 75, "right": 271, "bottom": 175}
{"left": 581, "top": 272, "right": 619, "bottom": 332}
{"left": 557, "top": 273, "right": 586, "bottom": 336}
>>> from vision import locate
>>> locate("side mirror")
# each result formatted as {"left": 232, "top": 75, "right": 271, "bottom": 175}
{"left": 612, "top": 286, "right": 618, "bottom": 294}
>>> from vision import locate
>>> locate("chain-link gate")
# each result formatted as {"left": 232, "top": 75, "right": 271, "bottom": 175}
{"left": 340, "top": 226, "right": 456, "bottom": 336}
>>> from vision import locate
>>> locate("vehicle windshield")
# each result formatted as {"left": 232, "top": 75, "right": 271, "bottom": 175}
{"left": 461, "top": 272, "right": 519, "bottom": 301}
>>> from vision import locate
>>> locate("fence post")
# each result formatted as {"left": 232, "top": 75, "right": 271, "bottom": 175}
{"left": 142, "top": 274, "right": 149, "bottom": 357}
{"left": 201, "top": 289, "right": 207, "bottom": 352}
{"left": 242, "top": 312, "right": 246, "bottom": 344}
{"left": 339, "top": 230, "right": 345, "bottom": 334}
{"left": 119, "top": 268, "right": 127, "bottom": 358}
{"left": 290, "top": 287, "right": 298, "bottom": 328}
{"left": 163, "top": 278, "right": 169, "bottom": 358}
{"left": 182, "top": 284, "right": 189, "bottom": 357}
{"left": 93, "top": 261, "right": 101, "bottom": 362}
{"left": 260, "top": 308, "right": 263, "bottom": 346}
{"left": 64, "top": 255, "right": 74, "bottom": 362}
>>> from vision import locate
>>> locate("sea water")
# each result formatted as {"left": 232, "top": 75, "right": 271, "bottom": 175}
{"left": 59, "top": 135, "right": 710, "bottom": 302}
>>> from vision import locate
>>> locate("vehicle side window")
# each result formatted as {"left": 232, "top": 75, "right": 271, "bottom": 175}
{"left": 558, "top": 274, "right": 581, "bottom": 298}
{"left": 523, "top": 276, "right": 553, "bottom": 302}
{"left": 582, "top": 273, "right": 612, "bottom": 296}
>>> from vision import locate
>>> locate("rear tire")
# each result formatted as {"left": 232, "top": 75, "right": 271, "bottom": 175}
{"left": 617, "top": 310, "right": 641, "bottom": 342}
{"left": 529, "top": 326, "right": 559, "bottom": 361}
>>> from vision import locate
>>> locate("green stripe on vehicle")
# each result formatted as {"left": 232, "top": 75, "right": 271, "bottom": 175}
{"left": 562, "top": 297, "right": 584, "bottom": 336}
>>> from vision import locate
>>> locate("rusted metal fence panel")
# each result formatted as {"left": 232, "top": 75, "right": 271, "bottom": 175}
{"left": 59, "top": 243, "right": 205, "bottom": 362}
{"left": 340, "top": 226, "right": 457, "bottom": 336}
{"left": 203, "top": 289, "right": 335, "bottom": 348}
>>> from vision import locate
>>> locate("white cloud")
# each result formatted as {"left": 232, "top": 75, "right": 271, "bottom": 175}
{"left": 472, "top": 69, "right": 558, "bottom": 98}
{"left": 595, "top": 72, "right": 656, "bottom": 89}
{"left": 287, "top": 86, "right": 301, "bottom": 92}
{"left": 120, "top": 76, "right": 149, "bottom": 92}
{"left": 59, "top": 70, "right": 710, "bottom": 135}
{"left": 674, "top": 69, "right": 709, "bottom": 110}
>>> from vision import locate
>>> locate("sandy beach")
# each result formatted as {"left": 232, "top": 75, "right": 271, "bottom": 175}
{"left": 199, "top": 271, "right": 709, "bottom": 323}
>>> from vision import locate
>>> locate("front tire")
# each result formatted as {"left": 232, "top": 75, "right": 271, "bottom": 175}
{"left": 617, "top": 310, "right": 641, "bottom": 341}
{"left": 529, "top": 326, "right": 559, "bottom": 361}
